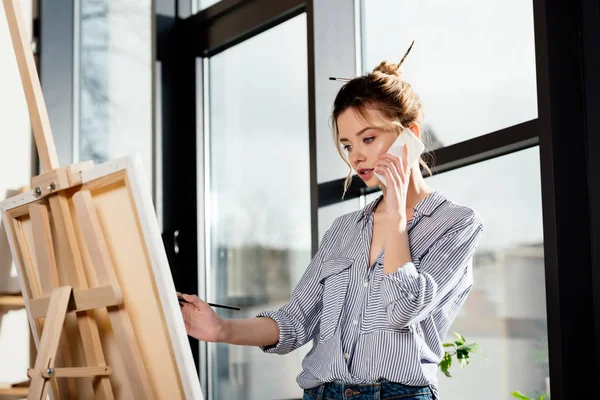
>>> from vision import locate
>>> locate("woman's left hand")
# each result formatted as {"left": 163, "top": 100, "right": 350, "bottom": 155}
{"left": 374, "top": 144, "right": 410, "bottom": 229}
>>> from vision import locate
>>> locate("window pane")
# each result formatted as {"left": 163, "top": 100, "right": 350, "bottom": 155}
{"left": 428, "top": 148, "right": 548, "bottom": 399}
{"left": 207, "top": 14, "right": 309, "bottom": 400}
{"left": 79, "top": 0, "right": 153, "bottom": 177}
{"left": 362, "top": 0, "right": 537, "bottom": 148}
{"left": 365, "top": 149, "right": 547, "bottom": 398}
{"left": 198, "top": 0, "right": 220, "bottom": 11}
{"left": 365, "top": 191, "right": 381, "bottom": 205}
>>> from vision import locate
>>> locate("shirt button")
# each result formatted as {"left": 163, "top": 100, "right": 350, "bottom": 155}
{"left": 407, "top": 293, "right": 415, "bottom": 300}
{"left": 353, "top": 319, "right": 358, "bottom": 325}
{"left": 363, "top": 281, "right": 369, "bottom": 287}
{"left": 344, "top": 353, "right": 350, "bottom": 359}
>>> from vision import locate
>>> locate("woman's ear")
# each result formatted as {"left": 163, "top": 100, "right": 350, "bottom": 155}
{"left": 408, "top": 122, "right": 421, "bottom": 139}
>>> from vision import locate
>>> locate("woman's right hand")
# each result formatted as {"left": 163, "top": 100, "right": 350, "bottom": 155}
{"left": 178, "top": 293, "right": 228, "bottom": 342}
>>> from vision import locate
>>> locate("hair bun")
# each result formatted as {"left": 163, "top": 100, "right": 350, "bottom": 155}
{"left": 372, "top": 61, "right": 403, "bottom": 79}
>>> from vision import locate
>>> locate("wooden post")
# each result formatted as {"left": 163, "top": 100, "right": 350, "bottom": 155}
{"left": 27, "top": 286, "right": 72, "bottom": 400}
{"left": 2, "top": 0, "right": 59, "bottom": 172}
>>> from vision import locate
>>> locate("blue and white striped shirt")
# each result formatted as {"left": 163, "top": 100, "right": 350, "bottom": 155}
{"left": 257, "top": 191, "right": 484, "bottom": 398}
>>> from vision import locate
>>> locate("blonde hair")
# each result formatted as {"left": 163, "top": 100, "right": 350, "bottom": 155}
{"left": 331, "top": 61, "right": 433, "bottom": 196}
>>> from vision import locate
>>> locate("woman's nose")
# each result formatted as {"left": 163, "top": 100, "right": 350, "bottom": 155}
{"left": 350, "top": 149, "right": 366, "bottom": 165}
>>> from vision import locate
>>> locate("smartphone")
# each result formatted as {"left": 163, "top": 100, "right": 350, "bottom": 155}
{"left": 374, "top": 127, "right": 425, "bottom": 186}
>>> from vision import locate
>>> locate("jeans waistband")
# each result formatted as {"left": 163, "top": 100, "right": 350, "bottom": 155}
{"left": 305, "top": 381, "right": 432, "bottom": 399}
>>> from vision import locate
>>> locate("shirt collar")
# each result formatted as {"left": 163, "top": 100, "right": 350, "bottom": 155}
{"left": 355, "top": 195, "right": 383, "bottom": 223}
{"left": 415, "top": 190, "right": 447, "bottom": 217}
{"left": 355, "top": 190, "right": 447, "bottom": 223}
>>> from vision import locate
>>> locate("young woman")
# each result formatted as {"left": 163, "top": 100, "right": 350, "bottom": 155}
{"left": 179, "top": 58, "right": 484, "bottom": 400}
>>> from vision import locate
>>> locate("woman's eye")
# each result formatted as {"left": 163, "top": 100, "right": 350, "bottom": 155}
{"left": 364, "top": 137, "right": 375, "bottom": 144}
{"left": 343, "top": 144, "right": 352, "bottom": 152}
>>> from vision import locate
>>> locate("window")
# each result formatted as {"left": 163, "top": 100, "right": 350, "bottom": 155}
{"left": 366, "top": 148, "right": 548, "bottom": 398}
{"left": 429, "top": 148, "right": 548, "bottom": 399}
{"left": 198, "top": 0, "right": 220, "bottom": 11}
{"left": 79, "top": 0, "right": 153, "bottom": 177}
{"left": 205, "top": 14, "right": 310, "bottom": 400}
{"left": 361, "top": 0, "right": 538, "bottom": 148}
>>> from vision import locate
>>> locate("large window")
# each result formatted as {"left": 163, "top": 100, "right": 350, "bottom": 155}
{"left": 205, "top": 14, "right": 310, "bottom": 400}
{"left": 365, "top": 148, "right": 548, "bottom": 399}
{"left": 361, "top": 0, "right": 538, "bottom": 149}
{"left": 79, "top": 0, "right": 153, "bottom": 176}
{"left": 431, "top": 148, "right": 547, "bottom": 399}
{"left": 359, "top": 0, "right": 548, "bottom": 395}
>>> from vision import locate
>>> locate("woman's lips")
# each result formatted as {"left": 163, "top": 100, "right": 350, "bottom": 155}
{"left": 359, "top": 169, "right": 374, "bottom": 181}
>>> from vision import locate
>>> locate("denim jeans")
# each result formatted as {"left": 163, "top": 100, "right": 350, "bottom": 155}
{"left": 302, "top": 381, "right": 433, "bottom": 400}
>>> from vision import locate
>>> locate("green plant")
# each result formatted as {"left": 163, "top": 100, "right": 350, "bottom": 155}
{"left": 439, "top": 332, "right": 549, "bottom": 400}
{"left": 510, "top": 391, "right": 546, "bottom": 400}
{"left": 438, "top": 332, "right": 486, "bottom": 378}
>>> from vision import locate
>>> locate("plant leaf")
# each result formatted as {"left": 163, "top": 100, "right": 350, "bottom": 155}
{"left": 457, "top": 343, "right": 480, "bottom": 353}
{"left": 453, "top": 332, "right": 466, "bottom": 345}
{"left": 440, "top": 367, "right": 452, "bottom": 378}
{"left": 443, "top": 343, "right": 455, "bottom": 348}
{"left": 510, "top": 391, "right": 531, "bottom": 400}
{"left": 438, "top": 352, "right": 452, "bottom": 377}
{"left": 456, "top": 348, "right": 470, "bottom": 367}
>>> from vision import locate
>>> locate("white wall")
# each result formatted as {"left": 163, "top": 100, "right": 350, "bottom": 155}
{"left": 0, "top": 0, "right": 34, "bottom": 385}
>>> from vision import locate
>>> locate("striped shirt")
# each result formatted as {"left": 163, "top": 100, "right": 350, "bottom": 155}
{"left": 257, "top": 191, "right": 484, "bottom": 398}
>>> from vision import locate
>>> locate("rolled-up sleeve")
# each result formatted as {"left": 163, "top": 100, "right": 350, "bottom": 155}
{"left": 381, "top": 215, "right": 484, "bottom": 329}
{"left": 256, "top": 228, "right": 332, "bottom": 355}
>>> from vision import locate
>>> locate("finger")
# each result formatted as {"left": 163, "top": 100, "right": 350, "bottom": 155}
{"left": 183, "top": 315, "right": 192, "bottom": 335}
{"left": 403, "top": 144, "right": 410, "bottom": 177}
{"left": 182, "top": 294, "right": 205, "bottom": 308}
{"left": 380, "top": 151, "right": 401, "bottom": 165}
{"left": 374, "top": 158, "right": 398, "bottom": 174}
{"left": 391, "top": 151, "right": 407, "bottom": 183}
{"left": 385, "top": 160, "right": 402, "bottom": 187}
{"left": 381, "top": 148, "right": 408, "bottom": 183}
{"left": 375, "top": 165, "right": 396, "bottom": 188}
{"left": 375, "top": 159, "right": 401, "bottom": 186}
{"left": 179, "top": 301, "right": 190, "bottom": 313}
{"left": 379, "top": 153, "right": 405, "bottom": 182}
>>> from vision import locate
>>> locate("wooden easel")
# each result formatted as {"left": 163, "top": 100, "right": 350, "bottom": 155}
{"left": 1, "top": 1, "right": 201, "bottom": 399}
{"left": 21, "top": 189, "right": 156, "bottom": 400}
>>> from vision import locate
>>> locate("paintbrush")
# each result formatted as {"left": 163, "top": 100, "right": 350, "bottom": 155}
{"left": 177, "top": 295, "right": 240, "bottom": 311}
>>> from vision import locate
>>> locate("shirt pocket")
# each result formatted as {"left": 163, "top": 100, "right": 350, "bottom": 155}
{"left": 318, "top": 257, "right": 353, "bottom": 342}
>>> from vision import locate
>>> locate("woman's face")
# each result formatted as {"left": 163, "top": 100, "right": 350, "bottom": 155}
{"left": 337, "top": 107, "right": 398, "bottom": 187}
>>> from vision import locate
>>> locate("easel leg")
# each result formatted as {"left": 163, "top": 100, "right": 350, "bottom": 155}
{"left": 13, "top": 217, "right": 67, "bottom": 399}
{"left": 30, "top": 204, "right": 76, "bottom": 398}
{"left": 28, "top": 286, "right": 72, "bottom": 400}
